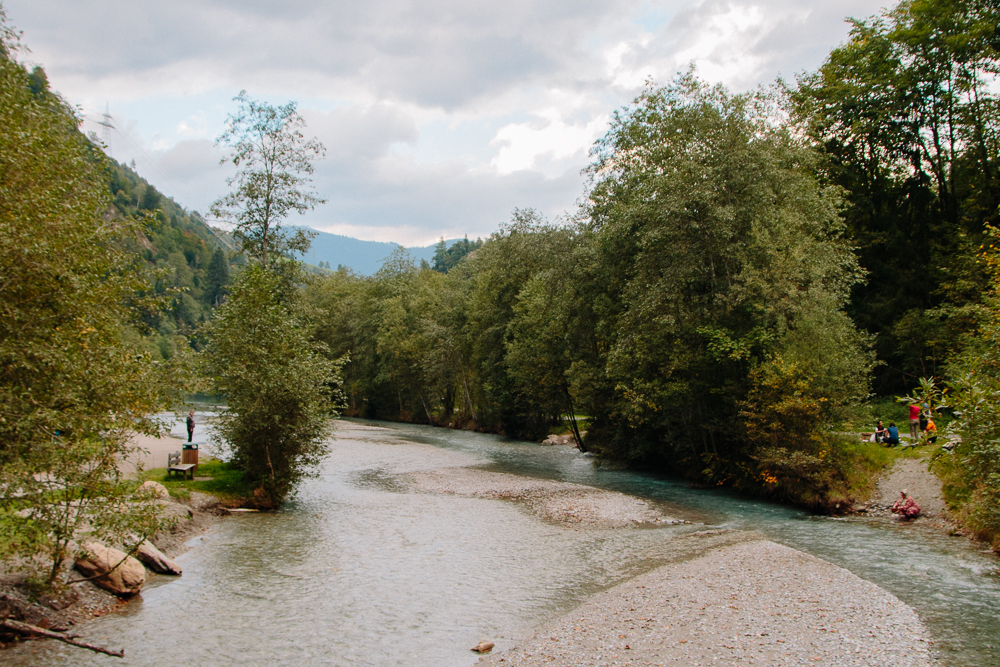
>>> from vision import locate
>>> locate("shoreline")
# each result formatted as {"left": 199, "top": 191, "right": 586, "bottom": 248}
{"left": 0, "top": 491, "right": 226, "bottom": 647}
{"left": 2, "top": 423, "right": 942, "bottom": 665}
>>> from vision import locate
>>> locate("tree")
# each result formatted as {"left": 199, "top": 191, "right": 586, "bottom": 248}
{"left": 210, "top": 91, "right": 325, "bottom": 266}
{"left": 579, "top": 75, "right": 873, "bottom": 487}
{"left": 204, "top": 93, "right": 338, "bottom": 506}
{"left": 204, "top": 265, "right": 342, "bottom": 507}
{"left": 946, "top": 224, "right": 1000, "bottom": 548}
{"left": 0, "top": 13, "right": 175, "bottom": 585}
{"left": 203, "top": 246, "right": 231, "bottom": 307}
{"left": 792, "top": 0, "right": 1000, "bottom": 390}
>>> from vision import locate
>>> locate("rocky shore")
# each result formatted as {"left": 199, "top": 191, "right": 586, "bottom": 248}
{"left": 0, "top": 490, "right": 225, "bottom": 649}
{"left": 477, "top": 539, "right": 934, "bottom": 667}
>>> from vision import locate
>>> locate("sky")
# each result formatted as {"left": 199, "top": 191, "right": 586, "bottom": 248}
{"left": 6, "top": 0, "right": 891, "bottom": 246}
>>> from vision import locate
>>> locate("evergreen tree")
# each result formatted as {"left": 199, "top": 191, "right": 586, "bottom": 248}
{"left": 204, "top": 246, "right": 231, "bottom": 307}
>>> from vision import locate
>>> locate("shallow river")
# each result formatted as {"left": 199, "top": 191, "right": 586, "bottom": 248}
{"left": 7, "top": 419, "right": 999, "bottom": 666}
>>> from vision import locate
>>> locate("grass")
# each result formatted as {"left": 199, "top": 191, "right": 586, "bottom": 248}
{"left": 141, "top": 457, "right": 254, "bottom": 506}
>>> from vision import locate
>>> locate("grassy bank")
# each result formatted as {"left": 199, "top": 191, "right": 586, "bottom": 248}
{"left": 142, "top": 458, "right": 255, "bottom": 506}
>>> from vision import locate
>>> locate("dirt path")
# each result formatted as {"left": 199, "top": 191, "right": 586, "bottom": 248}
{"left": 862, "top": 458, "right": 947, "bottom": 524}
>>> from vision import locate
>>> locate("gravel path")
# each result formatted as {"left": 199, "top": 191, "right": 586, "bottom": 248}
{"left": 477, "top": 540, "right": 934, "bottom": 667}
{"left": 404, "top": 468, "right": 680, "bottom": 528}
{"left": 870, "top": 458, "right": 946, "bottom": 518}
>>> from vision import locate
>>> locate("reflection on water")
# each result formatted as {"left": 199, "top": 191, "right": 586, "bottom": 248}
{"left": 6, "top": 419, "right": 998, "bottom": 666}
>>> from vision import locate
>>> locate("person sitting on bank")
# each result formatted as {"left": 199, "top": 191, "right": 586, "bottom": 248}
{"left": 925, "top": 418, "right": 938, "bottom": 444}
{"left": 873, "top": 420, "right": 888, "bottom": 443}
{"left": 883, "top": 423, "right": 900, "bottom": 446}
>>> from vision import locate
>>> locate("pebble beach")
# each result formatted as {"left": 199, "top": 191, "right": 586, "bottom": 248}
{"left": 477, "top": 539, "right": 934, "bottom": 667}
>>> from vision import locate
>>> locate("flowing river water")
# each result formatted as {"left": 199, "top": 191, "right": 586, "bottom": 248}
{"left": 6, "top": 418, "right": 999, "bottom": 666}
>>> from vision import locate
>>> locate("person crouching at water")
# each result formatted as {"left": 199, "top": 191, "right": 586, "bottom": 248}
{"left": 891, "top": 490, "right": 921, "bottom": 519}
{"left": 883, "top": 423, "right": 900, "bottom": 446}
{"left": 186, "top": 410, "right": 195, "bottom": 443}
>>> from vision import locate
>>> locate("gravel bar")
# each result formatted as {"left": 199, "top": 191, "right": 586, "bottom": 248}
{"left": 478, "top": 540, "right": 934, "bottom": 667}
{"left": 405, "top": 468, "right": 680, "bottom": 528}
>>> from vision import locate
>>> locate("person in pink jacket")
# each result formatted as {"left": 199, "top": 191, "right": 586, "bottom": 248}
{"left": 908, "top": 403, "right": 921, "bottom": 442}
{"left": 891, "top": 490, "right": 921, "bottom": 519}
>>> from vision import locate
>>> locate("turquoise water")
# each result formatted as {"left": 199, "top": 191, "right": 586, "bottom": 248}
{"left": 5, "top": 419, "right": 998, "bottom": 666}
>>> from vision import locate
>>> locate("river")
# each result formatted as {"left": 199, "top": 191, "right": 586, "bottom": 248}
{"left": 5, "top": 418, "right": 999, "bottom": 666}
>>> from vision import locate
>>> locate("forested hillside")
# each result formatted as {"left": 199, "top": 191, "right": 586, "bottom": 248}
{"left": 105, "top": 161, "right": 235, "bottom": 358}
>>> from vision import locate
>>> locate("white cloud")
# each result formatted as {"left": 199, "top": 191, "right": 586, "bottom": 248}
{"left": 5, "top": 0, "right": 892, "bottom": 244}
{"left": 491, "top": 110, "right": 609, "bottom": 175}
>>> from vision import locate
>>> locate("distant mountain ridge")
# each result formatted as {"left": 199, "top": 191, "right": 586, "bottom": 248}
{"left": 294, "top": 228, "right": 454, "bottom": 275}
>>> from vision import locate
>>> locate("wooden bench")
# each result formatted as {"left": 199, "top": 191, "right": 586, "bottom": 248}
{"left": 167, "top": 451, "right": 195, "bottom": 480}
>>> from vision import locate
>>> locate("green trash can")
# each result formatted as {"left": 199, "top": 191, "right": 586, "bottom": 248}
{"left": 182, "top": 443, "right": 198, "bottom": 473}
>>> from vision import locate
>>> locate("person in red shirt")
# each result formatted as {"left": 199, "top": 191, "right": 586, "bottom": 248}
{"left": 908, "top": 403, "right": 920, "bottom": 442}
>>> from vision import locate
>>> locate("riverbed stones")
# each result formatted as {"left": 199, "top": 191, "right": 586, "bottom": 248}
{"left": 472, "top": 641, "right": 495, "bottom": 653}
{"left": 135, "top": 539, "right": 182, "bottom": 575}
{"left": 405, "top": 468, "right": 677, "bottom": 528}
{"left": 74, "top": 542, "right": 145, "bottom": 597}
{"left": 478, "top": 540, "right": 933, "bottom": 667}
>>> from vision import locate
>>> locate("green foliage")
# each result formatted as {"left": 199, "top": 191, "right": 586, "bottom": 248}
{"left": 792, "top": 0, "right": 1000, "bottom": 392}
{"left": 204, "top": 264, "right": 343, "bottom": 507}
{"left": 0, "top": 16, "right": 177, "bottom": 585}
{"left": 204, "top": 246, "right": 232, "bottom": 308}
{"left": 431, "top": 236, "right": 483, "bottom": 273}
{"left": 577, "top": 75, "right": 872, "bottom": 474}
{"left": 945, "top": 226, "right": 1000, "bottom": 548}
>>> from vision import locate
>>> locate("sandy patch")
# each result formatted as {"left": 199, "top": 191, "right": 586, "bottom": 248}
{"left": 478, "top": 540, "right": 933, "bottom": 667}
{"left": 404, "top": 468, "right": 679, "bottom": 528}
{"left": 119, "top": 432, "right": 186, "bottom": 478}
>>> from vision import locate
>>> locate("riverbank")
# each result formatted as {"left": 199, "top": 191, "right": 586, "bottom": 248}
{"left": 478, "top": 539, "right": 934, "bottom": 667}
{"left": 0, "top": 491, "right": 224, "bottom": 649}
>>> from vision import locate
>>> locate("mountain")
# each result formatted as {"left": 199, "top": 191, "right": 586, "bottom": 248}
{"left": 296, "top": 228, "right": 453, "bottom": 275}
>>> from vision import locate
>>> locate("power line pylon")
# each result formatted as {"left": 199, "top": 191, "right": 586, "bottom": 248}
{"left": 96, "top": 103, "right": 114, "bottom": 156}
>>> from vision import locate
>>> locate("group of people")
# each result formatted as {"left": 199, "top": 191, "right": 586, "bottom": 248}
{"left": 872, "top": 402, "right": 937, "bottom": 446}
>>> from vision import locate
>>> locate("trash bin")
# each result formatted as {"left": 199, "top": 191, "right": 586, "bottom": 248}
{"left": 182, "top": 443, "right": 198, "bottom": 473}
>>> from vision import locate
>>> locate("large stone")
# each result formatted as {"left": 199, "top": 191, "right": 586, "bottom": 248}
{"left": 138, "top": 480, "right": 169, "bottom": 500}
{"left": 135, "top": 539, "right": 182, "bottom": 575}
{"left": 74, "top": 542, "right": 145, "bottom": 596}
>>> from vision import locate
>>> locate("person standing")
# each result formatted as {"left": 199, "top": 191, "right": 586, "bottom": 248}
{"left": 908, "top": 402, "right": 920, "bottom": 442}
{"left": 186, "top": 409, "right": 195, "bottom": 443}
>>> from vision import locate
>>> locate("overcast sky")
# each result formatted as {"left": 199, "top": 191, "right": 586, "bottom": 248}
{"left": 6, "top": 0, "right": 890, "bottom": 246}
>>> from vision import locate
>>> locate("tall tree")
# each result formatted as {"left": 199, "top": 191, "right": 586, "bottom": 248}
{"left": 204, "top": 93, "right": 337, "bottom": 506}
{"left": 579, "top": 75, "right": 872, "bottom": 489}
{"left": 203, "top": 265, "right": 342, "bottom": 507}
{"left": 203, "top": 246, "right": 231, "bottom": 308}
{"left": 792, "top": 0, "right": 1000, "bottom": 389}
{"left": 0, "top": 13, "right": 175, "bottom": 584}
{"left": 210, "top": 91, "right": 325, "bottom": 266}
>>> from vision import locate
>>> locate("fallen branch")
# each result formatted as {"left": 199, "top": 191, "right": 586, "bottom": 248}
{"left": 1, "top": 619, "right": 124, "bottom": 658}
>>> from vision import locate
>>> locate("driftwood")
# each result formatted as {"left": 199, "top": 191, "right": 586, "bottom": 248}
{"left": 1, "top": 618, "right": 124, "bottom": 658}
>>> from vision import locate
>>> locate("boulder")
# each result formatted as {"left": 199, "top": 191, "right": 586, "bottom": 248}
{"left": 138, "top": 480, "right": 170, "bottom": 500}
{"left": 135, "top": 539, "right": 182, "bottom": 575}
{"left": 471, "top": 642, "right": 494, "bottom": 654}
{"left": 74, "top": 542, "right": 145, "bottom": 596}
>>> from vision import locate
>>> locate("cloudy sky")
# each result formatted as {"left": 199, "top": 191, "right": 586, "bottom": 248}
{"left": 7, "top": 0, "right": 889, "bottom": 246}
